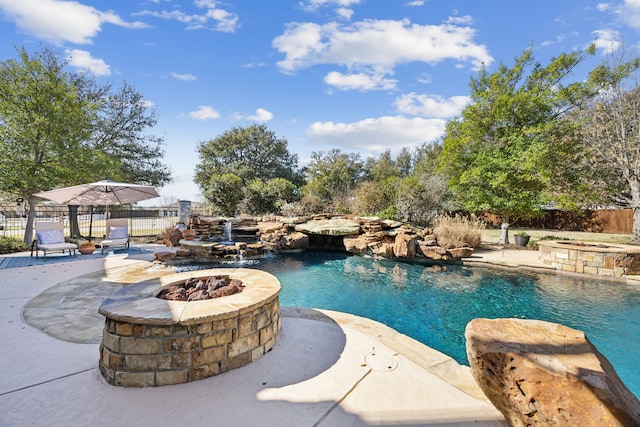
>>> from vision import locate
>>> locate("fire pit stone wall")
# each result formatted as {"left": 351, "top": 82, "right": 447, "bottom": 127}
{"left": 98, "top": 269, "right": 281, "bottom": 387}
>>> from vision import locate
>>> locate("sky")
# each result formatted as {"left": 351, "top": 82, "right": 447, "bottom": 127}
{"left": 1, "top": 0, "right": 640, "bottom": 205}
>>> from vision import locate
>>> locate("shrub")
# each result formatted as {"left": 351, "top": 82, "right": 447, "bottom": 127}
{"left": 0, "top": 236, "right": 29, "bottom": 254}
{"left": 352, "top": 177, "right": 400, "bottom": 218}
{"left": 433, "top": 214, "right": 485, "bottom": 249}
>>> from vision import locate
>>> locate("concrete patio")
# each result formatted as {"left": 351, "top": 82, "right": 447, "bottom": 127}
{"left": 0, "top": 245, "right": 550, "bottom": 426}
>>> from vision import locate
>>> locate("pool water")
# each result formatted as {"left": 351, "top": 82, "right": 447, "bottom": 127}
{"left": 185, "top": 251, "right": 640, "bottom": 398}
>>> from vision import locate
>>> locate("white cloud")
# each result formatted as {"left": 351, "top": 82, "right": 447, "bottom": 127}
{"left": 273, "top": 19, "right": 493, "bottom": 84}
{"left": 615, "top": 0, "right": 640, "bottom": 29}
{"left": 394, "top": 93, "right": 469, "bottom": 118}
{"left": 593, "top": 29, "right": 622, "bottom": 53}
{"left": 188, "top": 105, "right": 220, "bottom": 120}
{"left": 324, "top": 70, "right": 397, "bottom": 91}
{"left": 170, "top": 72, "right": 197, "bottom": 81}
{"left": 65, "top": 49, "right": 111, "bottom": 76}
{"left": 335, "top": 7, "right": 354, "bottom": 20}
{"left": 247, "top": 108, "right": 274, "bottom": 122}
{"left": 299, "top": 0, "right": 362, "bottom": 11}
{"left": 0, "top": 0, "right": 147, "bottom": 45}
{"left": 135, "top": 0, "right": 239, "bottom": 32}
{"left": 596, "top": 3, "right": 610, "bottom": 12}
{"left": 305, "top": 115, "right": 445, "bottom": 154}
{"left": 406, "top": 0, "right": 425, "bottom": 6}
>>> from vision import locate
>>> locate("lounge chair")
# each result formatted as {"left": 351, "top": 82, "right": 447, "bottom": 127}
{"left": 101, "top": 219, "right": 130, "bottom": 254}
{"left": 31, "top": 221, "right": 77, "bottom": 260}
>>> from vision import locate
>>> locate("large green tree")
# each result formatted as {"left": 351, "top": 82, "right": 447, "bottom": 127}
{"left": 195, "top": 124, "right": 301, "bottom": 214}
{"left": 0, "top": 46, "right": 171, "bottom": 242}
{"left": 439, "top": 45, "right": 603, "bottom": 244}
{"left": 573, "top": 50, "right": 640, "bottom": 242}
{"left": 302, "top": 149, "right": 364, "bottom": 207}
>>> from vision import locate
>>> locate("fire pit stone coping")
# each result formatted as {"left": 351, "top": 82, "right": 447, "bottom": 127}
{"left": 98, "top": 268, "right": 281, "bottom": 387}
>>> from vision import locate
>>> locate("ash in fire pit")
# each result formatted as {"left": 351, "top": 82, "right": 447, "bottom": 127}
{"left": 156, "top": 275, "right": 244, "bottom": 301}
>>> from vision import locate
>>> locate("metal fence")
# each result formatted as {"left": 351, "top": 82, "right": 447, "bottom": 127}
{"left": 0, "top": 203, "right": 211, "bottom": 241}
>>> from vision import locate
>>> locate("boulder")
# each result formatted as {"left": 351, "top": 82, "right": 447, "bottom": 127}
{"left": 257, "top": 221, "right": 285, "bottom": 234}
{"left": 344, "top": 234, "right": 377, "bottom": 254}
{"left": 284, "top": 231, "right": 309, "bottom": 250}
{"left": 393, "top": 234, "right": 416, "bottom": 258}
{"left": 447, "top": 247, "right": 474, "bottom": 259}
{"left": 465, "top": 318, "right": 640, "bottom": 427}
{"left": 416, "top": 244, "right": 448, "bottom": 260}
{"left": 369, "top": 241, "right": 395, "bottom": 257}
{"left": 295, "top": 219, "right": 361, "bottom": 236}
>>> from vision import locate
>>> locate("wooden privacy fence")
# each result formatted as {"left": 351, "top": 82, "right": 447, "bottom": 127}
{"left": 480, "top": 209, "right": 633, "bottom": 234}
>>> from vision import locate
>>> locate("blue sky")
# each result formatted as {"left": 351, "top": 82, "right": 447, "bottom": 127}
{"left": 1, "top": 0, "right": 639, "bottom": 204}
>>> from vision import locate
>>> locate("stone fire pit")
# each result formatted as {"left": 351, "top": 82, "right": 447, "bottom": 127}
{"left": 98, "top": 268, "right": 281, "bottom": 387}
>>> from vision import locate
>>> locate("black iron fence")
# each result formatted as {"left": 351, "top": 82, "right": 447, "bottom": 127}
{"left": 0, "top": 203, "right": 212, "bottom": 241}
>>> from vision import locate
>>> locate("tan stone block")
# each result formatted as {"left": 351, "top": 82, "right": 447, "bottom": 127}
{"left": 604, "top": 256, "right": 614, "bottom": 269}
{"left": 99, "top": 365, "right": 115, "bottom": 384}
{"left": 164, "top": 336, "right": 201, "bottom": 353}
{"left": 561, "top": 264, "right": 576, "bottom": 273}
{"left": 263, "top": 336, "right": 276, "bottom": 352}
{"left": 132, "top": 324, "right": 145, "bottom": 337}
{"left": 125, "top": 354, "right": 171, "bottom": 370}
{"left": 256, "top": 311, "right": 271, "bottom": 330}
{"left": 192, "top": 346, "right": 226, "bottom": 366}
{"left": 102, "top": 330, "right": 120, "bottom": 352}
{"left": 146, "top": 326, "right": 173, "bottom": 337}
{"left": 188, "top": 363, "right": 220, "bottom": 382}
{"left": 576, "top": 262, "right": 584, "bottom": 274}
{"left": 156, "top": 370, "right": 187, "bottom": 386}
{"left": 238, "top": 315, "right": 254, "bottom": 338}
{"left": 202, "top": 330, "right": 233, "bottom": 348}
{"left": 568, "top": 250, "right": 577, "bottom": 260}
{"left": 120, "top": 337, "right": 162, "bottom": 354}
{"left": 109, "top": 353, "right": 125, "bottom": 370}
{"left": 220, "top": 352, "right": 250, "bottom": 373}
{"left": 171, "top": 352, "right": 191, "bottom": 368}
{"left": 115, "top": 371, "right": 155, "bottom": 387}
{"left": 583, "top": 266, "right": 599, "bottom": 275}
{"left": 259, "top": 324, "right": 274, "bottom": 346}
{"left": 188, "top": 322, "right": 213, "bottom": 334}
{"left": 228, "top": 333, "right": 259, "bottom": 357}
{"left": 251, "top": 346, "right": 265, "bottom": 361}
{"left": 172, "top": 325, "right": 188, "bottom": 335}
{"left": 115, "top": 322, "right": 133, "bottom": 336}
{"left": 213, "top": 317, "right": 237, "bottom": 331}
{"left": 270, "top": 299, "right": 280, "bottom": 316}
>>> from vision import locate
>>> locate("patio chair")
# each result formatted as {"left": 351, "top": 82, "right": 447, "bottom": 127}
{"left": 31, "top": 221, "right": 77, "bottom": 260}
{"left": 101, "top": 219, "right": 130, "bottom": 254}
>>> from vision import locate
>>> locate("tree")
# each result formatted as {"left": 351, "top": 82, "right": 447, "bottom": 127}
{"left": 242, "top": 178, "right": 299, "bottom": 215}
{"left": 204, "top": 173, "right": 244, "bottom": 216}
{"left": 439, "top": 45, "right": 602, "bottom": 244}
{"left": 302, "top": 149, "right": 364, "bottom": 205}
{"left": 195, "top": 124, "right": 302, "bottom": 186}
{"left": 574, "top": 50, "right": 640, "bottom": 242}
{"left": 0, "top": 46, "right": 171, "bottom": 242}
{"left": 195, "top": 124, "right": 301, "bottom": 215}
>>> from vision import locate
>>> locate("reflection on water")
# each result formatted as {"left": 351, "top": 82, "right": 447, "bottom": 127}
{"left": 186, "top": 251, "right": 640, "bottom": 398}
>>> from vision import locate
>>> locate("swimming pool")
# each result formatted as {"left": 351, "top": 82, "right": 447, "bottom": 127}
{"left": 185, "top": 251, "right": 640, "bottom": 398}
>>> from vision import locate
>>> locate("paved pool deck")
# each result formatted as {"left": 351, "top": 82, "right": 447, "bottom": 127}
{"left": 0, "top": 246, "right": 548, "bottom": 427}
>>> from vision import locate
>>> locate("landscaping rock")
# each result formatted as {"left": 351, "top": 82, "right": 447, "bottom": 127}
{"left": 393, "top": 233, "right": 416, "bottom": 258}
{"left": 465, "top": 318, "right": 640, "bottom": 427}
{"left": 284, "top": 231, "right": 309, "bottom": 250}
{"left": 294, "top": 219, "right": 361, "bottom": 236}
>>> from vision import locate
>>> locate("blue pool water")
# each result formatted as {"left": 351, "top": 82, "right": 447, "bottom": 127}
{"left": 188, "top": 251, "right": 640, "bottom": 398}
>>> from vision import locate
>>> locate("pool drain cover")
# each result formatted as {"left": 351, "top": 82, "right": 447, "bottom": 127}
{"left": 365, "top": 351, "right": 398, "bottom": 372}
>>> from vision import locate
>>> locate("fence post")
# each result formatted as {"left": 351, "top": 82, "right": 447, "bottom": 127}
{"left": 178, "top": 200, "right": 191, "bottom": 225}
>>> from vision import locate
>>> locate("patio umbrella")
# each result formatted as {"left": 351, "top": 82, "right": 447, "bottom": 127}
{"left": 34, "top": 180, "right": 160, "bottom": 239}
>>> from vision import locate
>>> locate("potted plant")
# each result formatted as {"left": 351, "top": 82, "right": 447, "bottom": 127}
{"left": 514, "top": 231, "right": 530, "bottom": 247}
{"left": 77, "top": 240, "right": 96, "bottom": 255}
{"left": 182, "top": 227, "right": 196, "bottom": 240}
